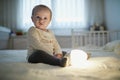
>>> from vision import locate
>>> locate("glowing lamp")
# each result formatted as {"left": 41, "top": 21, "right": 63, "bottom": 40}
{"left": 70, "top": 49, "right": 88, "bottom": 66}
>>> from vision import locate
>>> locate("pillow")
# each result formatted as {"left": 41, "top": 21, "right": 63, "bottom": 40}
{"left": 0, "top": 26, "right": 10, "bottom": 32}
{"left": 103, "top": 40, "right": 120, "bottom": 51}
{"left": 114, "top": 44, "right": 120, "bottom": 55}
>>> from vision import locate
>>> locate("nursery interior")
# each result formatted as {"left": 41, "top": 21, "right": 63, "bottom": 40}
{"left": 0, "top": 0, "right": 120, "bottom": 80}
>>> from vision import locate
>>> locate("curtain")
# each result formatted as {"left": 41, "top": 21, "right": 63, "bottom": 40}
{"left": 85, "top": 0, "right": 105, "bottom": 26}
{"left": 22, "top": 0, "right": 105, "bottom": 35}
{"left": 50, "top": 0, "right": 86, "bottom": 35}
{"left": 0, "top": 0, "right": 19, "bottom": 31}
{"left": 51, "top": 0, "right": 85, "bottom": 29}
{"left": 21, "top": 0, "right": 86, "bottom": 35}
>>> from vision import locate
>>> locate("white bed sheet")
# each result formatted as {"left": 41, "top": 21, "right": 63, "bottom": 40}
{"left": 0, "top": 50, "right": 120, "bottom": 80}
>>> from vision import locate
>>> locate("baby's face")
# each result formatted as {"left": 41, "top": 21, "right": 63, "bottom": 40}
{"left": 32, "top": 10, "right": 51, "bottom": 30}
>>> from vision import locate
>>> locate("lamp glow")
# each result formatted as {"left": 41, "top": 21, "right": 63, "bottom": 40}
{"left": 70, "top": 49, "right": 88, "bottom": 67}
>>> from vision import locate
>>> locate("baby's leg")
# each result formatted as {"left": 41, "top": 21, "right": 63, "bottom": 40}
{"left": 28, "top": 50, "right": 61, "bottom": 66}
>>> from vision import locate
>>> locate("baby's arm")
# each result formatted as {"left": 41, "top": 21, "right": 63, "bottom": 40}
{"left": 51, "top": 32, "right": 63, "bottom": 58}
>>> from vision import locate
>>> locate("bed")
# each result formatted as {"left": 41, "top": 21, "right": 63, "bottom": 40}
{"left": 0, "top": 30, "right": 120, "bottom": 80}
{"left": 0, "top": 48, "right": 120, "bottom": 80}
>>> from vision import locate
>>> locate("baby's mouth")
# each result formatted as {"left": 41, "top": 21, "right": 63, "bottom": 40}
{"left": 38, "top": 23, "right": 43, "bottom": 27}
{"left": 40, "top": 23, "right": 43, "bottom": 25}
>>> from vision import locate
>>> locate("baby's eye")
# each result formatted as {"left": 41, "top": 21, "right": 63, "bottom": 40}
{"left": 44, "top": 17, "right": 47, "bottom": 20}
{"left": 36, "top": 16, "right": 40, "bottom": 19}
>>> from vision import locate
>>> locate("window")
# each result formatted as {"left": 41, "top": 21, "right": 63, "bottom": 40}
{"left": 22, "top": 0, "right": 86, "bottom": 35}
{"left": 51, "top": 0, "right": 85, "bottom": 35}
{"left": 52, "top": 0, "right": 85, "bottom": 28}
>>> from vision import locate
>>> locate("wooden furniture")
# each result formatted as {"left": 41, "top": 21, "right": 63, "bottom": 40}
{"left": 9, "top": 35, "right": 27, "bottom": 49}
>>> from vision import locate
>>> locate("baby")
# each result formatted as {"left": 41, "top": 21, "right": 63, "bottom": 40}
{"left": 27, "top": 4, "right": 67, "bottom": 67}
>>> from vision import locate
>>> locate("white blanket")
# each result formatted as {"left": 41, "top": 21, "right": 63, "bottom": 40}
{"left": 0, "top": 50, "right": 120, "bottom": 80}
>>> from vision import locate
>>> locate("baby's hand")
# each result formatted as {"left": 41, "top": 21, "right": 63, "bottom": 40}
{"left": 54, "top": 54, "right": 63, "bottom": 59}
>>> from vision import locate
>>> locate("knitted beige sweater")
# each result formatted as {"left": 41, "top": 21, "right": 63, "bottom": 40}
{"left": 27, "top": 27, "right": 62, "bottom": 58}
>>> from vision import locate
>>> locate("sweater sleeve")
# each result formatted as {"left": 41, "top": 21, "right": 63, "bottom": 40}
{"left": 50, "top": 31, "right": 62, "bottom": 54}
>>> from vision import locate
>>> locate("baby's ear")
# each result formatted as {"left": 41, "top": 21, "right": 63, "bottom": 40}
{"left": 31, "top": 16, "right": 34, "bottom": 22}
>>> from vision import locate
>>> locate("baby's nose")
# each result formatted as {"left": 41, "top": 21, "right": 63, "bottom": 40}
{"left": 39, "top": 19, "right": 44, "bottom": 23}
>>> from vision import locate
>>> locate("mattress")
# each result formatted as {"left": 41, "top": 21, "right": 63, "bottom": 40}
{"left": 0, "top": 50, "right": 120, "bottom": 80}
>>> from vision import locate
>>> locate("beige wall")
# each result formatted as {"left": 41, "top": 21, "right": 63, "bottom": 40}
{"left": 56, "top": 36, "right": 72, "bottom": 48}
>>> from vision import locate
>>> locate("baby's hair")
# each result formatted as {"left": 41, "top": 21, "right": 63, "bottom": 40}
{"left": 32, "top": 4, "right": 52, "bottom": 19}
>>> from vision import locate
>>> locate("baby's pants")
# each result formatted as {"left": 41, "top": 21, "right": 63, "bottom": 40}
{"left": 28, "top": 50, "right": 66, "bottom": 66}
